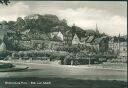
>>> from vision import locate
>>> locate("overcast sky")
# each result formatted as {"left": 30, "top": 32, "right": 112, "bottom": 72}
{"left": 0, "top": 1, "right": 127, "bottom": 36}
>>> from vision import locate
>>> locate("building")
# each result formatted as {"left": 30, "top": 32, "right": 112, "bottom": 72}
{"left": 119, "top": 41, "right": 127, "bottom": 58}
{"left": 109, "top": 36, "right": 127, "bottom": 59}
{"left": 49, "top": 31, "right": 64, "bottom": 50}
{"left": 108, "top": 37, "right": 119, "bottom": 54}
{"left": 95, "top": 24, "right": 99, "bottom": 33}
{"left": 94, "top": 36, "right": 109, "bottom": 52}
{"left": 119, "top": 35, "right": 127, "bottom": 59}
{"left": 57, "top": 31, "right": 64, "bottom": 41}
{"left": 72, "top": 34, "right": 81, "bottom": 45}
{"left": 50, "top": 31, "right": 58, "bottom": 39}
{"left": 85, "top": 36, "right": 95, "bottom": 46}
{"left": 80, "top": 36, "right": 87, "bottom": 45}
{"left": 63, "top": 30, "right": 74, "bottom": 46}
{"left": 50, "top": 31, "right": 64, "bottom": 41}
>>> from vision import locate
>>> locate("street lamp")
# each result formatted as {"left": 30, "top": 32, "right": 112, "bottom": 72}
{"left": 88, "top": 53, "right": 91, "bottom": 66}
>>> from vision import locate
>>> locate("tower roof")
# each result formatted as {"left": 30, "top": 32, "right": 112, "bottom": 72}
{"left": 95, "top": 24, "right": 99, "bottom": 33}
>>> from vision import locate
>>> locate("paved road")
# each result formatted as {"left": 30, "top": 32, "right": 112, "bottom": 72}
{"left": 0, "top": 63, "right": 127, "bottom": 81}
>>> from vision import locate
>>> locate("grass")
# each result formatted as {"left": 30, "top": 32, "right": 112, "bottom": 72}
{"left": 94, "top": 62, "right": 127, "bottom": 69}
{"left": 0, "top": 77, "right": 127, "bottom": 88}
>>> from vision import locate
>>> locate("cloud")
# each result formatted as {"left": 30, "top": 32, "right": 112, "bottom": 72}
{"left": 40, "top": 7, "right": 126, "bottom": 36}
{"left": 57, "top": 8, "right": 127, "bottom": 36}
{"left": 0, "top": 1, "right": 127, "bottom": 36}
{"left": 0, "top": 2, "right": 30, "bottom": 21}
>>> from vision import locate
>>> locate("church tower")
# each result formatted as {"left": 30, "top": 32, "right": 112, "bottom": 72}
{"left": 95, "top": 24, "right": 99, "bottom": 33}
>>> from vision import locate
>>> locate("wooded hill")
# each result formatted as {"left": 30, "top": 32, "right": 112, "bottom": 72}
{"left": 7, "top": 14, "right": 106, "bottom": 38}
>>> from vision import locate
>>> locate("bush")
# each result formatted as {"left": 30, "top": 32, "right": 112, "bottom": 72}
{"left": 0, "top": 63, "right": 15, "bottom": 68}
{"left": 0, "top": 51, "right": 12, "bottom": 60}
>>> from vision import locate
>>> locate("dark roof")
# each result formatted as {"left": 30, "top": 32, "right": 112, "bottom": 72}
{"left": 52, "top": 35, "right": 63, "bottom": 42}
{"left": 94, "top": 38, "right": 102, "bottom": 44}
{"left": 86, "top": 36, "right": 95, "bottom": 43}
{"left": 120, "top": 35, "right": 127, "bottom": 41}
{"left": 94, "top": 36, "right": 108, "bottom": 44}
{"left": 109, "top": 36, "right": 126, "bottom": 43}
{"left": 80, "top": 36, "right": 88, "bottom": 42}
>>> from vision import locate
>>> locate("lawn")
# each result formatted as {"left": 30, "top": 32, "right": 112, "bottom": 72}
{"left": 93, "top": 62, "right": 127, "bottom": 70}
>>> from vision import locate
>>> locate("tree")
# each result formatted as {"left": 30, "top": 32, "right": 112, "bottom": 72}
{"left": 63, "top": 53, "right": 75, "bottom": 65}
{"left": 8, "top": 21, "right": 16, "bottom": 31}
{"left": 0, "top": 0, "right": 10, "bottom": 5}
{"left": 15, "top": 17, "right": 25, "bottom": 31}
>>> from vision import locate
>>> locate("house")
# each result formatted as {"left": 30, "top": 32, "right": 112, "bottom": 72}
{"left": 119, "top": 41, "right": 127, "bottom": 59}
{"left": 57, "top": 31, "right": 64, "bottom": 41}
{"left": 50, "top": 31, "right": 64, "bottom": 50}
{"left": 109, "top": 36, "right": 127, "bottom": 58}
{"left": 108, "top": 37, "right": 119, "bottom": 54}
{"left": 119, "top": 35, "right": 127, "bottom": 58}
{"left": 85, "top": 36, "right": 95, "bottom": 46}
{"left": 50, "top": 31, "right": 64, "bottom": 41}
{"left": 94, "top": 36, "right": 109, "bottom": 52}
{"left": 52, "top": 35, "right": 63, "bottom": 42}
{"left": 63, "top": 30, "right": 74, "bottom": 46}
{"left": 72, "top": 34, "right": 81, "bottom": 45}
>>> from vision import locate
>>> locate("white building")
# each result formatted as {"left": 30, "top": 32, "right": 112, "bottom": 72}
{"left": 0, "top": 40, "right": 6, "bottom": 51}
{"left": 51, "top": 31, "right": 64, "bottom": 41}
{"left": 72, "top": 34, "right": 80, "bottom": 45}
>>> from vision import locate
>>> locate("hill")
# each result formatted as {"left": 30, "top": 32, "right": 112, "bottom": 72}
{"left": 7, "top": 14, "right": 104, "bottom": 38}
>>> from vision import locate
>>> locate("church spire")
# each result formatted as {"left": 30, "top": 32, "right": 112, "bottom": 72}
{"left": 95, "top": 24, "right": 99, "bottom": 33}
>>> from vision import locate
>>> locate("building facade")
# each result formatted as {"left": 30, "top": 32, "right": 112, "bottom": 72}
{"left": 94, "top": 36, "right": 109, "bottom": 53}
{"left": 63, "top": 30, "right": 74, "bottom": 46}
{"left": 72, "top": 34, "right": 81, "bottom": 45}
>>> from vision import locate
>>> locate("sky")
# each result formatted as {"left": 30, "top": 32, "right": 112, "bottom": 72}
{"left": 0, "top": 1, "right": 127, "bottom": 36}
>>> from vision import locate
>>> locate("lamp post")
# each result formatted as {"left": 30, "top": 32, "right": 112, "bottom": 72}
{"left": 88, "top": 53, "right": 91, "bottom": 66}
